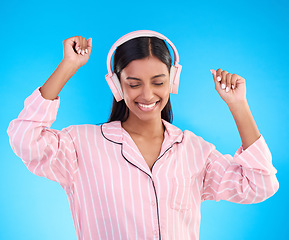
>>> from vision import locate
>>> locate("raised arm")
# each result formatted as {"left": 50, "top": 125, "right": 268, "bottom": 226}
{"left": 40, "top": 36, "right": 93, "bottom": 100}
{"left": 200, "top": 69, "right": 278, "bottom": 202}
{"left": 210, "top": 68, "right": 260, "bottom": 150}
{"left": 7, "top": 36, "right": 92, "bottom": 186}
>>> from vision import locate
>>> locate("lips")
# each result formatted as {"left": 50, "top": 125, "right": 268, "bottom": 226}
{"left": 136, "top": 101, "right": 159, "bottom": 111}
{"left": 138, "top": 102, "right": 156, "bottom": 108}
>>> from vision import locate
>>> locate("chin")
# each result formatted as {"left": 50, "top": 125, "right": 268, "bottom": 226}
{"left": 130, "top": 106, "right": 164, "bottom": 123}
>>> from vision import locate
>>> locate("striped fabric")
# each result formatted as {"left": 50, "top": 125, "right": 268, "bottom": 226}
{"left": 7, "top": 88, "right": 279, "bottom": 240}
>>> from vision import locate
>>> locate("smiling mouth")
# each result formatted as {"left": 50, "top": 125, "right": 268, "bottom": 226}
{"left": 136, "top": 101, "right": 160, "bottom": 110}
{"left": 138, "top": 102, "right": 156, "bottom": 108}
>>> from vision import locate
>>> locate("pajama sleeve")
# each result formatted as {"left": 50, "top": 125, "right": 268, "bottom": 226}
{"left": 200, "top": 135, "right": 279, "bottom": 203}
{"left": 7, "top": 88, "right": 78, "bottom": 187}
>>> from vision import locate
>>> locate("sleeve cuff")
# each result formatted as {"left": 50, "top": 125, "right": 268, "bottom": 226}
{"left": 18, "top": 87, "right": 60, "bottom": 126}
{"left": 234, "top": 135, "right": 263, "bottom": 155}
{"left": 233, "top": 135, "right": 277, "bottom": 175}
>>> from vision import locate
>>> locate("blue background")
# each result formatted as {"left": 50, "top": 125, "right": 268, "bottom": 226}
{"left": 1, "top": 0, "right": 288, "bottom": 239}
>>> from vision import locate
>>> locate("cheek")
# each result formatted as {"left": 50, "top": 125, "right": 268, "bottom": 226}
{"left": 123, "top": 88, "right": 138, "bottom": 101}
{"left": 159, "top": 87, "right": 170, "bottom": 99}
{"left": 161, "top": 89, "right": 170, "bottom": 106}
{"left": 121, "top": 83, "right": 132, "bottom": 100}
{"left": 122, "top": 89, "right": 139, "bottom": 109}
{"left": 163, "top": 94, "right": 170, "bottom": 106}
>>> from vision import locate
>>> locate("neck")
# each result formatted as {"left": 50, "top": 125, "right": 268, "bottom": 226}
{"left": 121, "top": 115, "right": 164, "bottom": 138}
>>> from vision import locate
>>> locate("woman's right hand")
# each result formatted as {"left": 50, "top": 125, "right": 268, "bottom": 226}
{"left": 62, "top": 36, "right": 93, "bottom": 69}
{"left": 39, "top": 36, "right": 92, "bottom": 100}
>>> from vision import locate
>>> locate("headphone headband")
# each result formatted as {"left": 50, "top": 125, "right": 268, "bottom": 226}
{"left": 106, "top": 30, "right": 180, "bottom": 74}
{"left": 105, "top": 30, "right": 182, "bottom": 102}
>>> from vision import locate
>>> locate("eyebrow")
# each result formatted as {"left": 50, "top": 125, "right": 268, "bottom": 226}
{"left": 126, "top": 74, "right": 166, "bottom": 81}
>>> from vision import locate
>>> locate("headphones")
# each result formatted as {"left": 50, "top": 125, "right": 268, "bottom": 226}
{"left": 105, "top": 30, "right": 182, "bottom": 102}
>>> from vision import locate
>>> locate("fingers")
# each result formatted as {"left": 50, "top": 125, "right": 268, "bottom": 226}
{"left": 73, "top": 36, "right": 92, "bottom": 56}
{"left": 224, "top": 71, "right": 231, "bottom": 93}
{"left": 213, "top": 68, "right": 238, "bottom": 93}
{"left": 87, "top": 38, "right": 92, "bottom": 54}
{"left": 231, "top": 74, "right": 238, "bottom": 90}
{"left": 210, "top": 69, "right": 220, "bottom": 91}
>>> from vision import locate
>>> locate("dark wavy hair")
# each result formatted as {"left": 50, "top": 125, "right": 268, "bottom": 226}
{"left": 108, "top": 36, "right": 173, "bottom": 123}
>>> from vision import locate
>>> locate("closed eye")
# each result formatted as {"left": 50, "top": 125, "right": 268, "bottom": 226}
{"left": 129, "top": 84, "right": 140, "bottom": 88}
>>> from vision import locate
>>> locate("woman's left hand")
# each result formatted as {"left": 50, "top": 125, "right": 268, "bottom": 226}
{"left": 210, "top": 68, "right": 246, "bottom": 106}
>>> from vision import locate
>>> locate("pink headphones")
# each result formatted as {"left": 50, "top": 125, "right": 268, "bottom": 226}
{"left": 105, "top": 30, "right": 182, "bottom": 102}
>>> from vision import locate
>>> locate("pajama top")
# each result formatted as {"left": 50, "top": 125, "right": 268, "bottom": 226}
{"left": 7, "top": 88, "right": 279, "bottom": 240}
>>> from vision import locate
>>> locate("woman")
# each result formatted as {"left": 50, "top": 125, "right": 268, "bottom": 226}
{"left": 7, "top": 30, "right": 279, "bottom": 240}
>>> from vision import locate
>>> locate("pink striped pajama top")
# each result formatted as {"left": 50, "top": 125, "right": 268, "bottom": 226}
{"left": 7, "top": 88, "right": 279, "bottom": 240}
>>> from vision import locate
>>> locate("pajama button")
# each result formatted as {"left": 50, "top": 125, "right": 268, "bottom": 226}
{"left": 151, "top": 201, "right": 156, "bottom": 206}
{"left": 153, "top": 230, "right": 158, "bottom": 235}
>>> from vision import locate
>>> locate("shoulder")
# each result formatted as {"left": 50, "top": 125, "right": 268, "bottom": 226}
{"left": 62, "top": 121, "right": 122, "bottom": 142}
{"left": 183, "top": 129, "right": 213, "bottom": 146}
{"left": 166, "top": 121, "right": 215, "bottom": 152}
{"left": 61, "top": 124, "right": 102, "bottom": 138}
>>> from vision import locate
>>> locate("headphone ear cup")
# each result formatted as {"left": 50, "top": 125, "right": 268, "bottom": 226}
{"left": 105, "top": 73, "right": 124, "bottom": 102}
{"left": 169, "top": 65, "right": 182, "bottom": 94}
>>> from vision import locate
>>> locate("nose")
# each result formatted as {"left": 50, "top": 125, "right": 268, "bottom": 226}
{"left": 141, "top": 84, "right": 154, "bottom": 101}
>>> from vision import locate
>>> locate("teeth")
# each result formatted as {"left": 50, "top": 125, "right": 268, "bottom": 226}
{"left": 138, "top": 102, "right": 156, "bottom": 108}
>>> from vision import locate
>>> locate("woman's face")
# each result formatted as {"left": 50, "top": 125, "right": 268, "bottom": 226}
{"left": 120, "top": 56, "right": 170, "bottom": 123}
